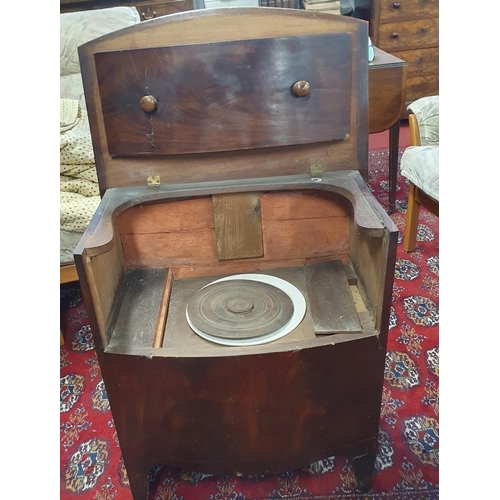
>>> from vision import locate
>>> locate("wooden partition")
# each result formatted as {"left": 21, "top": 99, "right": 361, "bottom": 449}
{"left": 115, "top": 189, "right": 353, "bottom": 275}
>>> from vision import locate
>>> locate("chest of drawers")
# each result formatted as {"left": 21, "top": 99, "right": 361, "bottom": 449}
{"left": 368, "top": 0, "right": 438, "bottom": 109}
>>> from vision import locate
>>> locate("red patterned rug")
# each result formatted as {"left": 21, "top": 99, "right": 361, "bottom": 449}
{"left": 60, "top": 148, "right": 439, "bottom": 499}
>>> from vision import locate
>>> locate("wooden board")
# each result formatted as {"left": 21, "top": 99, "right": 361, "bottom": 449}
{"left": 94, "top": 33, "right": 352, "bottom": 156}
{"left": 78, "top": 9, "right": 369, "bottom": 192}
{"left": 212, "top": 192, "right": 263, "bottom": 261}
{"left": 107, "top": 268, "right": 168, "bottom": 350}
{"left": 305, "top": 260, "right": 362, "bottom": 334}
{"left": 163, "top": 266, "right": 317, "bottom": 353}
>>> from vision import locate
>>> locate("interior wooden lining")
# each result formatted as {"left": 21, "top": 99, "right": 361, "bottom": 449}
{"left": 115, "top": 189, "right": 353, "bottom": 277}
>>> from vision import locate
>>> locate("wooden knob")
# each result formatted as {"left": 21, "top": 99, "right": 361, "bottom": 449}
{"left": 391, "top": 32, "right": 399, "bottom": 39}
{"left": 291, "top": 81, "right": 311, "bottom": 97}
{"left": 392, "top": 2, "right": 401, "bottom": 8}
{"left": 141, "top": 8, "right": 156, "bottom": 20}
{"left": 140, "top": 95, "right": 157, "bottom": 112}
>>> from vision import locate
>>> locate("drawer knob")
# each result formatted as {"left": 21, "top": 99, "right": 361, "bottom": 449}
{"left": 141, "top": 8, "right": 156, "bottom": 20}
{"left": 391, "top": 32, "right": 399, "bottom": 39}
{"left": 291, "top": 80, "right": 311, "bottom": 97}
{"left": 392, "top": 2, "right": 401, "bottom": 8}
{"left": 140, "top": 95, "right": 158, "bottom": 112}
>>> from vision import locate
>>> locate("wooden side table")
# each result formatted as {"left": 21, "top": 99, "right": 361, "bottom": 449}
{"left": 368, "top": 47, "right": 407, "bottom": 212}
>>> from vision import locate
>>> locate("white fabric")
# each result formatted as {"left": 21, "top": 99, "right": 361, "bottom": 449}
{"left": 60, "top": 6, "right": 140, "bottom": 109}
{"left": 400, "top": 145, "right": 439, "bottom": 201}
{"left": 401, "top": 95, "right": 439, "bottom": 202}
{"left": 60, "top": 6, "right": 140, "bottom": 76}
{"left": 408, "top": 95, "right": 439, "bottom": 146}
{"left": 60, "top": 99, "right": 100, "bottom": 234}
{"left": 59, "top": 7, "right": 140, "bottom": 262}
{"left": 60, "top": 73, "right": 86, "bottom": 111}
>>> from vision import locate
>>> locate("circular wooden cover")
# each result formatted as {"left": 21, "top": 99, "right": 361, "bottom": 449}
{"left": 187, "top": 279, "right": 294, "bottom": 340}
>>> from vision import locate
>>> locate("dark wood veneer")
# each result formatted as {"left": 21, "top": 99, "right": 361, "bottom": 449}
{"left": 95, "top": 34, "right": 352, "bottom": 156}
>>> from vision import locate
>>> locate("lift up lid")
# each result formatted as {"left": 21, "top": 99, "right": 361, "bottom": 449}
{"left": 78, "top": 7, "right": 369, "bottom": 193}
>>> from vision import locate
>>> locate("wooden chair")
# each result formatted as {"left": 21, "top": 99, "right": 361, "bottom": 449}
{"left": 400, "top": 96, "right": 439, "bottom": 252}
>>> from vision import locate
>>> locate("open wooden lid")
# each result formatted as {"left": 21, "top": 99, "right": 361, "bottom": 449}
{"left": 78, "top": 8, "right": 369, "bottom": 193}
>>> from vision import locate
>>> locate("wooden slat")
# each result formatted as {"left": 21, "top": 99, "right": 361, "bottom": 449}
{"left": 107, "top": 268, "right": 168, "bottom": 349}
{"left": 305, "top": 260, "right": 362, "bottom": 334}
{"left": 152, "top": 269, "right": 174, "bottom": 348}
{"left": 212, "top": 193, "right": 264, "bottom": 261}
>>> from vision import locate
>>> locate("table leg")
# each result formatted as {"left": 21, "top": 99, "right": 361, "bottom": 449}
{"left": 388, "top": 119, "right": 400, "bottom": 213}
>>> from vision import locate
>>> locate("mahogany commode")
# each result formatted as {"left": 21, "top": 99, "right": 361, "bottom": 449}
{"left": 75, "top": 8, "right": 398, "bottom": 499}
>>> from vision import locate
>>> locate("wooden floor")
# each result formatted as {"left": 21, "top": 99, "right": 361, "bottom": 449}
{"left": 369, "top": 120, "right": 410, "bottom": 151}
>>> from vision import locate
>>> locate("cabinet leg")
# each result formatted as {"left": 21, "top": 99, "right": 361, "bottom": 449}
{"left": 388, "top": 120, "right": 400, "bottom": 214}
{"left": 123, "top": 456, "right": 150, "bottom": 500}
{"left": 351, "top": 441, "right": 377, "bottom": 493}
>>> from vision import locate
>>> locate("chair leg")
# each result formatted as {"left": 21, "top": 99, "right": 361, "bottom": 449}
{"left": 404, "top": 183, "right": 420, "bottom": 252}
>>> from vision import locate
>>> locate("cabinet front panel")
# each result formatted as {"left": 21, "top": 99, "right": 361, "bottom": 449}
{"left": 377, "top": 18, "right": 438, "bottom": 51}
{"left": 378, "top": 0, "right": 439, "bottom": 22}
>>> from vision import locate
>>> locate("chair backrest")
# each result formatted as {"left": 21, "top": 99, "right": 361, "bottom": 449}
{"left": 408, "top": 95, "right": 439, "bottom": 147}
{"left": 78, "top": 8, "right": 370, "bottom": 193}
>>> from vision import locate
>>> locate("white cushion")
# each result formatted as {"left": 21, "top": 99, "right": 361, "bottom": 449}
{"left": 60, "top": 73, "right": 86, "bottom": 109}
{"left": 60, "top": 6, "right": 140, "bottom": 77}
{"left": 408, "top": 96, "right": 439, "bottom": 146}
{"left": 400, "top": 145, "right": 439, "bottom": 201}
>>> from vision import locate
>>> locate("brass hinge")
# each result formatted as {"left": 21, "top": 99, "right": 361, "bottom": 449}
{"left": 309, "top": 161, "right": 323, "bottom": 180}
{"left": 147, "top": 175, "right": 160, "bottom": 187}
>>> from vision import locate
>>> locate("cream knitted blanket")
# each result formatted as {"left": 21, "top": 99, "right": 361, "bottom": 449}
{"left": 60, "top": 99, "right": 100, "bottom": 233}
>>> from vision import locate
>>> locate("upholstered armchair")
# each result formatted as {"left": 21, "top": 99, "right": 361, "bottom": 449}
{"left": 60, "top": 6, "right": 141, "bottom": 282}
{"left": 400, "top": 95, "right": 439, "bottom": 252}
{"left": 60, "top": 7, "right": 141, "bottom": 345}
